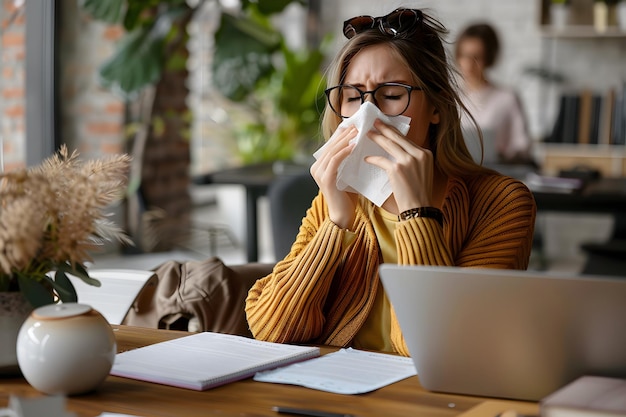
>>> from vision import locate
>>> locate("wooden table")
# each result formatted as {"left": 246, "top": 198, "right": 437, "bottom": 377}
{"left": 532, "top": 177, "right": 626, "bottom": 216}
{"left": 0, "top": 326, "right": 539, "bottom": 417}
{"left": 531, "top": 177, "right": 626, "bottom": 272}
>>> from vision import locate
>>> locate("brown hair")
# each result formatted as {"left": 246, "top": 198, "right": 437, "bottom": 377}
{"left": 321, "top": 9, "right": 490, "bottom": 178}
{"left": 455, "top": 23, "right": 500, "bottom": 68}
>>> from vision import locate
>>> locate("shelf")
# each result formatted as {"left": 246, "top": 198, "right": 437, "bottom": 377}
{"left": 536, "top": 0, "right": 626, "bottom": 178}
{"left": 539, "top": 143, "right": 626, "bottom": 152}
{"left": 540, "top": 25, "right": 626, "bottom": 38}
{"left": 537, "top": 144, "right": 626, "bottom": 177}
{"left": 538, "top": 0, "right": 626, "bottom": 37}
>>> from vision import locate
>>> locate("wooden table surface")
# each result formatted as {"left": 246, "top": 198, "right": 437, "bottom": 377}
{"left": 0, "top": 325, "right": 538, "bottom": 417}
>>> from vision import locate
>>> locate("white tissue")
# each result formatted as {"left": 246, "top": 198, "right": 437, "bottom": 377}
{"left": 313, "top": 102, "right": 411, "bottom": 207}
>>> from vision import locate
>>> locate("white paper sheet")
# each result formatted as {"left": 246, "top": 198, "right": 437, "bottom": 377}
{"left": 253, "top": 348, "right": 417, "bottom": 394}
{"left": 99, "top": 414, "right": 140, "bottom": 417}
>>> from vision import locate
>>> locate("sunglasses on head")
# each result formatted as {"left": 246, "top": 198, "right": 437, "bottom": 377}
{"left": 343, "top": 8, "right": 423, "bottom": 39}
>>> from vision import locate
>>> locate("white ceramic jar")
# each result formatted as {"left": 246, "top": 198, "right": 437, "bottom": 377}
{"left": 16, "top": 303, "right": 116, "bottom": 395}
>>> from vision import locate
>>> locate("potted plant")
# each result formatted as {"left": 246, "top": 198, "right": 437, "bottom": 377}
{"left": 0, "top": 146, "right": 131, "bottom": 373}
{"left": 81, "top": 0, "right": 196, "bottom": 253}
{"left": 80, "top": 0, "right": 319, "bottom": 251}
{"left": 211, "top": 5, "right": 328, "bottom": 165}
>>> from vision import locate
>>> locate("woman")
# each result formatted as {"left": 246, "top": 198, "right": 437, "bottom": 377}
{"left": 455, "top": 23, "right": 532, "bottom": 163}
{"left": 245, "top": 8, "right": 536, "bottom": 356}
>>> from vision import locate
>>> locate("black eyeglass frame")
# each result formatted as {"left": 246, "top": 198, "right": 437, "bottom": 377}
{"left": 324, "top": 82, "right": 423, "bottom": 119}
{"left": 343, "top": 8, "right": 423, "bottom": 39}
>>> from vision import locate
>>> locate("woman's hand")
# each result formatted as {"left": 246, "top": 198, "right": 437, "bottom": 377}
{"left": 310, "top": 126, "right": 359, "bottom": 229}
{"left": 365, "top": 119, "right": 435, "bottom": 212}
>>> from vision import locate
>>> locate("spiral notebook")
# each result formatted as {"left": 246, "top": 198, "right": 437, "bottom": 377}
{"left": 110, "top": 332, "right": 320, "bottom": 391}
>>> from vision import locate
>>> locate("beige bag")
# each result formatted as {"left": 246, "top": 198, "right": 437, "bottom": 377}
{"left": 122, "top": 257, "right": 274, "bottom": 337}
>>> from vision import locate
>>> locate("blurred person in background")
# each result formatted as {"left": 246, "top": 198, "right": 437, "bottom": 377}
{"left": 455, "top": 22, "right": 533, "bottom": 165}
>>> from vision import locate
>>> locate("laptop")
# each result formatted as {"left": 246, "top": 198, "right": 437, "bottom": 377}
{"left": 379, "top": 264, "right": 626, "bottom": 401}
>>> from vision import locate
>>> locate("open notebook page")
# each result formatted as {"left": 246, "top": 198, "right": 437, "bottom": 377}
{"left": 254, "top": 347, "right": 416, "bottom": 394}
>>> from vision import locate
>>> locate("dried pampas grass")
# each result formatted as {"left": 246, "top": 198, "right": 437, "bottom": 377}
{"left": 0, "top": 145, "right": 131, "bottom": 295}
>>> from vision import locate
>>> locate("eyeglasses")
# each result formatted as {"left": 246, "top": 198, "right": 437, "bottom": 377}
{"left": 324, "top": 83, "right": 422, "bottom": 119}
{"left": 343, "top": 8, "right": 423, "bottom": 39}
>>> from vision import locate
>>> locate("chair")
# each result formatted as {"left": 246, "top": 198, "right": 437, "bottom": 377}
{"left": 67, "top": 269, "right": 157, "bottom": 325}
{"left": 581, "top": 240, "right": 626, "bottom": 277}
{"left": 268, "top": 170, "right": 319, "bottom": 260}
{"left": 581, "top": 214, "right": 626, "bottom": 277}
{"left": 581, "top": 214, "right": 626, "bottom": 278}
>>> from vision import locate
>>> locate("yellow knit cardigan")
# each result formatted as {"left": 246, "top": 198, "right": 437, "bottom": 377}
{"left": 245, "top": 173, "right": 537, "bottom": 356}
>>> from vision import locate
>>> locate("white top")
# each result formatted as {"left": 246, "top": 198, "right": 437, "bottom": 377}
{"left": 460, "top": 84, "right": 531, "bottom": 161}
{"left": 33, "top": 303, "right": 92, "bottom": 319}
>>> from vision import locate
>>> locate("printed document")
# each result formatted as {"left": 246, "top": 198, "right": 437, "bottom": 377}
{"left": 254, "top": 347, "right": 416, "bottom": 394}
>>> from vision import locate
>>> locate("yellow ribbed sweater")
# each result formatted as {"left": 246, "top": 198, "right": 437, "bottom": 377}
{"left": 245, "top": 173, "right": 536, "bottom": 356}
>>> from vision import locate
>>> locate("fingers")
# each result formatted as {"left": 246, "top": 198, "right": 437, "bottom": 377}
{"left": 329, "top": 125, "right": 358, "bottom": 155}
{"left": 312, "top": 126, "right": 357, "bottom": 177}
{"left": 369, "top": 119, "right": 420, "bottom": 155}
{"left": 310, "top": 125, "right": 360, "bottom": 229}
{"left": 364, "top": 119, "right": 435, "bottom": 209}
{"left": 368, "top": 121, "right": 432, "bottom": 169}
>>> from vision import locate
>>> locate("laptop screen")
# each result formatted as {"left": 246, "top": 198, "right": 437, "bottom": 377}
{"left": 379, "top": 264, "right": 626, "bottom": 401}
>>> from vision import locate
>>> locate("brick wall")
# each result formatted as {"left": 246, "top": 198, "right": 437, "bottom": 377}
{"left": 0, "top": 0, "right": 25, "bottom": 171}
{"left": 187, "top": 1, "right": 246, "bottom": 175}
{"left": 58, "top": 0, "right": 125, "bottom": 160}
{"left": 0, "top": 0, "right": 125, "bottom": 173}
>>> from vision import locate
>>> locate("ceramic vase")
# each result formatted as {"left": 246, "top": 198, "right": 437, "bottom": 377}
{"left": 16, "top": 303, "right": 116, "bottom": 395}
{"left": 618, "top": 2, "right": 626, "bottom": 31}
{"left": 0, "top": 292, "right": 32, "bottom": 376}
{"left": 594, "top": 1, "right": 609, "bottom": 32}
{"left": 550, "top": 3, "right": 570, "bottom": 29}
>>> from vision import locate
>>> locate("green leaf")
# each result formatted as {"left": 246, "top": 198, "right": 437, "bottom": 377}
{"left": 277, "top": 43, "right": 325, "bottom": 116}
{"left": 99, "top": 26, "right": 165, "bottom": 97}
{"left": 52, "top": 271, "right": 78, "bottom": 303}
{"left": 126, "top": 174, "right": 141, "bottom": 197}
{"left": 242, "top": 0, "right": 305, "bottom": 15}
{"left": 212, "top": 12, "right": 281, "bottom": 101}
{"left": 98, "top": 6, "right": 189, "bottom": 97}
{"left": 166, "top": 50, "right": 188, "bottom": 72}
{"left": 57, "top": 263, "right": 102, "bottom": 288}
{"left": 234, "top": 7, "right": 282, "bottom": 45}
{"left": 17, "top": 274, "right": 55, "bottom": 308}
{"left": 80, "top": 0, "right": 125, "bottom": 24}
{"left": 123, "top": 1, "right": 147, "bottom": 30}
